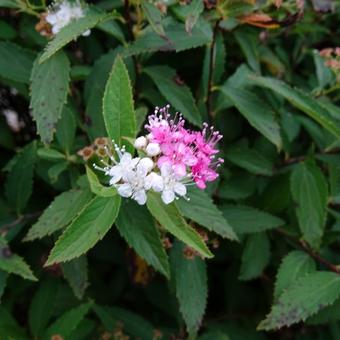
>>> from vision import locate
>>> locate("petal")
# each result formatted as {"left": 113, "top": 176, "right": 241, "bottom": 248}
{"left": 120, "top": 152, "right": 132, "bottom": 165}
{"left": 161, "top": 190, "right": 175, "bottom": 204}
{"left": 133, "top": 190, "right": 147, "bottom": 205}
{"left": 117, "top": 183, "right": 133, "bottom": 198}
{"left": 108, "top": 166, "right": 122, "bottom": 184}
{"left": 160, "top": 163, "right": 172, "bottom": 177}
{"left": 173, "top": 163, "right": 186, "bottom": 177}
{"left": 174, "top": 183, "right": 186, "bottom": 196}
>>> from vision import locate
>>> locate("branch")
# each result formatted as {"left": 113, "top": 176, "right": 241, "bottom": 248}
{"left": 206, "top": 20, "right": 220, "bottom": 122}
{"left": 0, "top": 211, "right": 41, "bottom": 236}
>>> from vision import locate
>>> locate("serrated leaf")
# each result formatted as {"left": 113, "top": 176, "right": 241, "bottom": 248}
{"left": 25, "top": 189, "right": 93, "bottom": 241}
{"left": 94, "top": 304, "right": 155, "bottom": 340}
{"left": 61, "top": 256, "right": 88, "bottom": 300}
{"left": 184, "top": 0, "right": 204, "bottom": 33}
{"left": 226, "top": 144, "right": 274, "bottom": 176}
{"left": 40, "top": 8, "right": 110, "bottom": 63}
{"left": 86, "top": 166, "right": 117, "bottom": 197}
{"left": 258, "top": 272, "right": 340, "bottom": 331}
{"left": 144, "top": 65, "right": 202, "bottom": 126}
{"left": 84, "top": 49, "right": 117, "bottom": 139}
{"left": 251, "top": 76, "right": 340, "bottom": 139}
{"left": 0, "top": 237, "right": 37, "bottom": 281}
{"left": 147, "top": 192, "right": 213, "bottom": 259}
{"left": 97, "top": 19, "right": 125, "bottom": 43}
{"left": 142, "top": 2, "right": 165, "bottom": 37}
{"left": 221, "top": 204, "right": 284, "bottom": 234}
{"left": 0, "top": 42, "right": 35, "bottom": 83}
{"left": 116, "top": 199, "right": 170, "bottom": 278}
{"left": 177, "top": 186, "right": 238, "bottom": 240}
{"left": 44, "top": 302, "right": 92, "bottom": 339}
{"left": 46, "top": 196, "right": 121, "bottom": 265}
{"left": 5, "top": 141, "right": 36, "bottom": 214}
{"left": 274, "top": 251, "right": 316, "bottom": 300}
{"left": 103, "top": 56, "right": 136, "bottom": 148}
{"left": 239, "top": 233, "right": 270, "bottom": 281}
{"left": 56, "top": 106, "right": 76, "bottom": 153}
{"left": 29, "top": 279, "right": 58, "bottom": 337}
{"left": 291, "top": 162, "right": 328, "bottom": 248}
{"left": 123, "top": 18, "right": 212, "bottom": 56}
{"left": 220, "top": 84, "right": 282, "bottom": 148}
{"left": 170, "top": 241, "right": 207, "bottom": 334}
{"left": 307, "top": 297, "right": 340, "bottom": 325}
{"left": 0, "top": 270, "right": 8, "bottom": 303}
{"left": 30, "top": 51, "right": 70, "bottom": 144}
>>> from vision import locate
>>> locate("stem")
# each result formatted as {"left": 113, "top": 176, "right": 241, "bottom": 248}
{"left": 276, "top": 228, "right": 340, "bottom": 274}
{"left": 0, "top": 212, "right": 41, "bottom": 236}
{"left": 206, "top": 20, "right": 220, "bottom": 122}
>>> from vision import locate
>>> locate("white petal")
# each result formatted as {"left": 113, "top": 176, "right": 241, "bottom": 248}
{"left": 120, "top": 152, "right": 132, "bottom": 165}
{"left": 138, "top": 157, "right": 154, "bottom": 172}
{"left": 130, "top": 157, "right": 140, "bottom": 168}
{"left": 146, "top": 143, "right": 161, "bottom": 157}
{"left": 117, "top": 183, "right": 133, "bottom": 198}
{"left": 133, "top": 190, "right": 147, "bottom": 205}
{"left": 174, "top": 183, "right": 186, "bottom": 196}
{"left": 160, "top": 163, "right": 172, "bottom": 177}
{"left": 108, "top": 166, "right": 122, "bottom": 184}
{"left": 82, "top": 29, "right": 91, "bottom": 36}
{"left": 145, "top": 173, "right": 164, "bottom": 192}
{"left": 162, "top": 190, "right": 175, "bottom": 204}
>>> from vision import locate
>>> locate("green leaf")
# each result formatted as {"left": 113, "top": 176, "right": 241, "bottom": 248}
{"left": 226, "top": 144, "right": 274, "bottom": 176}
{"left": 37, "top": 148, "right": 65, "bottom": 161}
{"left": 84, "top": 49, "right": 117, "bottom": 139}
{"left": 86, "top": 166, "right": 117, "bottom": 197}
{"left": 97, "top": 19, "right": 125, "bottom": 43}
{"left": 184, "top": 0, "right": 204, "bottom": 33}
{"left": 0, "top": 270, "right": 8, "bottom": 303}
{"left": 258, "top": 272, "right": 340, "bottom": 331}
{"left": 221, "top": 204, "right": 284, "bottom": 234}
{"left": 177, "top": 187, "right": 238, "bottom": 240}
{"left": 0, "top": 306, "right": 27, "bottom": 340}
{"left": 56, "top": 106, "right": 76, "bottom": 153}
{"left": 307, "top": 298, "right": 340, "bottom": 325}
{"left": 116, "top": 199, "right": 170, "bottom": 278}
{"left": 144, "top": 65, "right": 202, "bottom": 126}
{"left": 103, "top": 56, "right": 136, "bottom": 148}
{"left": 0, "top": 42, "right": 35, "bottom": 83}
{"left": 46, "top": 196, "right": 121, "bottom": 265}
{"left": 141, "top": 2, "right": 165, "bottom": 37}
{"left": 25, "top": 189, "right": 93, "bottom": 241}
{"left": 29, "top": 279, "right": 58, "bottom": 337}
{"left": 220, "top": 84, "right": 282, "bottom": 148}
{"left": 274, "top": 251, "right": 316, "bottom": 300}
{"left": 61, "top": 256, "right": 88, "bottom": 300}
{"left": 0, "top": 236, "right": 37, "bottom": 281}
{"left": 44, "top": 302, "right": 92, "bottom": 339}
{"left": 147, "top": 192, "right": 213, "bottom": 259}
{"left": 170, "top": 241, "right": 207, "bottom": 334}
{"left": 5, "top": 141, "right": 36, "bottom": 214}
{"left": 291, "top": 161, "right": 328, "bottom": 248}
{"left": 94, "top": 304, "right": 155, "bottom": 340}
{"left": 0, "top": 0, "right": 21, "bottom": 8}
{"left": 239, "top": 233, "right": 270, "bottom": 281}
{"left": 123, "top": 18, "right": 212, "bottom": 56}
{"left": 40, "top": 7, "right": 110, "bottom": 63}
{"left": 30, "top": 51, "right": 70, "bottom": 144}
{"left": 251, "top": 76, "right": 340, "bottom": 139}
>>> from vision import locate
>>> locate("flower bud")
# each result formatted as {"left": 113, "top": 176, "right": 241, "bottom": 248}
{"left": 134, "top": 136, "right": 147, "bottom": 149}
{"left": 139, "top": 157, "right": 154, "bottom": 172}
{"left": 146, "top": 142, "right": 161, "bottom": 157}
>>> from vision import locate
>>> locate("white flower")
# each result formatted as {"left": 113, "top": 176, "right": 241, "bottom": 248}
{"left": 146, "top": 142, "right": 161, "bottom": 157}
{"left": 116, "top": 164, "right": 149, "bottom": 205}
{"left": 158, "top": 164, "right": 187, "bottom": 204}
{"left": 107, "top": 151, "right": 140, "bottom": 186}
{"left": 46, "top": 0, "right": 90, "bottom": 36}
{"left": 134, "top": 136, "right": 147, "bottom": 149}
{"left": 145, "top": 172, "right": 164, "bottom": 192}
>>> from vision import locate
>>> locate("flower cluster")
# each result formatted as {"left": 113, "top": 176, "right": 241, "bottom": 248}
{"left": 94, "top": 105, "right": 223, "bottom": 205}
{"left": 43, "top": 0, "right": 90, "bottom": 36}
{"left": 319, "top": 47, "right": 340, "bottom": 82}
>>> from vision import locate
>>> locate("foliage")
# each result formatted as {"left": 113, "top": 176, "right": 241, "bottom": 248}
{"left": 1, "top": 0, "right": 340, "bottom": 339}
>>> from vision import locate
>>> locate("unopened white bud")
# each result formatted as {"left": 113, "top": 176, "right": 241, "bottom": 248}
{"left": 139, "top": 157, "right": 154, "bottom": 172}
{"left": 146, "top": 143, "right": 161, "bottom": 157}
{"left": 134, "top": 136, "right": 147, "bottom": 149}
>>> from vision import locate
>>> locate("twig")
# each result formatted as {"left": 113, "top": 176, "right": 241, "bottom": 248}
{"left": 206, "top": 20, "right": 220, "bottom": 122}
{"left": 276, "top": 228, "right": 340, "bottom": 274}
{"left": 0, "top": 212, "right": 41, "bottom": 235}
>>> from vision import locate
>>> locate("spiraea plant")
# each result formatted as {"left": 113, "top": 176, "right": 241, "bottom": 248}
{"left": 0, "top": 0, "right": 340, "bottom": 339}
